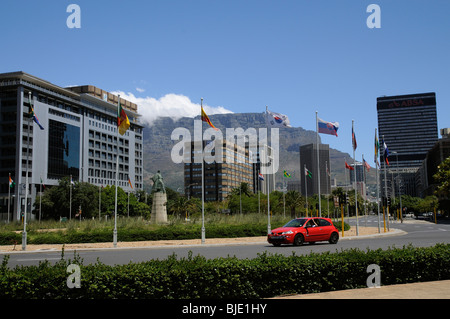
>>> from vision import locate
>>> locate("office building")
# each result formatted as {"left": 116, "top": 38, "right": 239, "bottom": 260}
{"left": 184, "top": 139, "right": 254, "bottom": 201}
{"left": 0, "top": 72, "right": 144, "bottom": 221}
{"left": 300, "top": 143, "right": 331, "bottom": 196}
{"left": 416, "top": 128, "right": 450, "bottom": 198}
{"left": 377, "top": 92, "right": 438, "bottom": 197}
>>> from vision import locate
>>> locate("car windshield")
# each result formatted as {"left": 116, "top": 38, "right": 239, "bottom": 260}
{"left": 283, "top": 218, "right": 307, "bottom": 227}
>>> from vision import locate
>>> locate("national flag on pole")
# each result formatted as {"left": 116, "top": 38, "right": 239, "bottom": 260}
{"left": 345, "top": 161, "right": 354, "bottom": 170}
{"left": 70, "top": 176, "right": 75, "bottom": 185}
{"left": 363, "top": 158, "right": 370, "bottom": 172}
{"left": 266, "top": 109, "right": 291, "bottom": 128}
{"left": 117, "top": 97, "right": 130, "bottom": 136}
{"left": 283, "top": 170, "right": 291, "bottom": 178}
{"left": 352, "top": 126, "right": 357, "bottom": 150}
{"left": 128, "top": 177, "right": 133, "bottom": 189}
{"left": 374, "top": 133, "right": 380, "bottom": 165}
{"left": 317, "top": 117, "right": 339, "bottom": 137}
{"left": 201, "top": 106, "right": 219, "bottom": 131}
{"left": 382, "top": 138, "right": 390, "bottom": 166}
{"left": 40, "top": 177, "right": 46, "bottom": 189}
{"left": 258, "top": 173, "right": 265, "bottom": 181}
{"left": 305, "top": 167, "right": 312, "bottom": 179}
{"left": 9, "top": 175, "right": 15, "bottom": 188}
{"left": 29, "top": 103, "right": 44, "bottom": 130}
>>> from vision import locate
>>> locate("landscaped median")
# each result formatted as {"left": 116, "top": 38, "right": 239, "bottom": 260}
{"left": 0, "top": 217, "right": 351, "bottom": 248}
{"left": 1, "top": 243, "right": 449, "bottom": 298}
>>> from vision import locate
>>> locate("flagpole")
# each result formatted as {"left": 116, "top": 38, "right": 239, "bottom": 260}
{"left": 326, "top": 161, "right": 330, "bottom": 216}
{"left": 315, "top": 111, "right": 321, "bottom": 217}
{"left": 375, "top": 128, "right": 381, "bottom": 233}
{"left": 344, "top": 158, "right": 349, "bottom": 225}
{"left": 99, "top": 185, "right": 101, "bottom": 220}
{"left": 70, "top": 174, "right": 72, "bottom": 220}
{"left": 8, "top": 173, "right": 11, "bottom": 223}
{"left": 265, "top": 106, "right": 271, "bottom": 235}
{"left": 201, "top": 98, "right": 205, "bottom": 244}
{"left": 283, "top": 179, "right": 286, "bottom": 218}
{"left": 304, "top": 164, "right": 308, "bottom": 217}
{"left": 23, "top": 92, "right": 33, "bottom": 250}
{"left": 39, "top": 176, "right": 42, "bottom": 223}
{"left": 113, "top": 95, "right": 120, "bottom": 248}
{"left": 352, "top": 120, "right": 359, "bottom": 236}
{"left": 382, "top": 135, "right": 390, "bottom": 232}
{"left": 362, "top": 154, "right": 367, "bottom": 227}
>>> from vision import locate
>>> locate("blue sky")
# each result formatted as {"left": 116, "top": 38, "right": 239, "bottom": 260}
{"left": 1, "top": 0, "right": 449, "bottom": 166}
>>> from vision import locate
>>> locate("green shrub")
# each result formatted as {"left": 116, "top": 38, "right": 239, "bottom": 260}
{"left": 1, "top": 244, "right": 449, "bottom": 299}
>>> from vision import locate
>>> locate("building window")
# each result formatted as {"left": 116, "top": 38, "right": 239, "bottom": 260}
{"left": 47, "top": 119, "right": 80, "bottom": 180}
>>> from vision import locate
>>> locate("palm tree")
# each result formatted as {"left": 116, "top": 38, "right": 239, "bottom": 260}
{"left": 285, "top": 190, "right": 304, "bottom": 218}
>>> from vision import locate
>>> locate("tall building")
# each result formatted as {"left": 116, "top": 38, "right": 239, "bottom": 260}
{"left": 377, "top": 92, "right": 438, "bottom": 197}
{"left": 300, "top": 143, "right": 331, "bottom": 196}
{"left": 184, "top": 139, "right": 254, "bottom": 201}
{"left": 0, "top": 72, "right": 144, "bottom": 221}
{"left": 416, "top": 129, "right": 450, "bottom": 198}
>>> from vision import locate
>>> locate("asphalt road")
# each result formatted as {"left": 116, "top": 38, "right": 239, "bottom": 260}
{"left": 3, "top": 217, "right": 450, "bottom": 268}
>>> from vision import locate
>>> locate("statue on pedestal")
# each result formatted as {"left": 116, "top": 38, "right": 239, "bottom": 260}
{"left": 150, "top": 170, "right": 167, "bottom": 224}
{"left": 151, "top": 170, "right": 166, "bottom": 194}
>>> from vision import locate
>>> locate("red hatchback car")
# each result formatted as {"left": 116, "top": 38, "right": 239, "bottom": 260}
{"left": 268, "top": 217, "right": 339, "bottom": 246}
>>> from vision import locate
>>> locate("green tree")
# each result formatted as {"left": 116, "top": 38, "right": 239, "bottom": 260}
{"left": 434, "top": 156, "right": 450, "bottom": 198}
{"left": 285, "top": 190, "right": 304, "bottom": 218}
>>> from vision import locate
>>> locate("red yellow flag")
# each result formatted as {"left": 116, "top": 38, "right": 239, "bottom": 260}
{"left": 201, "top": 106, "right": 218, "bottom": 131}
{"left": 117, "top": 98, "right": 130, "bottom": 135}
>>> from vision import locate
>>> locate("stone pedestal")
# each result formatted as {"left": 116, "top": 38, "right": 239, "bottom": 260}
{"left": 151, "top": 192, "right": 168, "bottom": 224}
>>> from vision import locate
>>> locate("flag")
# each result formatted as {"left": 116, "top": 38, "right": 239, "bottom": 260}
{"left": 363, "top": 158, "right": 370, "bottom": 172}
{"left": 345, "top": 161, "right": 354, "bottom": 170}
{"left": 266, "top": 109, "right": 291, "bottom": 128}
{"left": 9, "top": 176, "right": 15, "bottom": 188}
{"left": 117, "top": 98, "right": 130, "bottom": 135}
{"left": 283, "top": 170, "right": 291, "bottom": 178}
{"left": 352, "top": 126, "right": 357, "bottom": 150}
{"left": 29, "top": 103, "right": 44, "bottom": 130}
{"left": 201, "top": 106, "right": 219, "bottom": 131}
{"left": 128, "top": 177, "right": 133, "bottom": 189}
{"left": 374, "top": 133, "right": 380, "bottom": 164}
{"left": 305, "top": 167, "right": 312, "bottom": 179}
{"left": 70, "top": 176, "right": 75, "bottom": 185}
{"left": 40, "top": 177, "right": 46, "bottom": 189}
{"left": 317, "top": 117, "right": 339, "bottom": 137}
{"left": 382, "top": 138, "right": 390, "bottom": 166}
{"left": 258, "top": 173, "right": 265, "bottom": 181}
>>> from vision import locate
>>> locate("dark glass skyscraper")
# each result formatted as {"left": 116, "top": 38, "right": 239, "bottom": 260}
{"left": 377, "top": 92, "right": 438, "bottom": 197}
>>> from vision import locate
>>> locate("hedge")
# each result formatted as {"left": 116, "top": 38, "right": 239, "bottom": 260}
{"left": 0, "top": 222, "right": 350, "bottom": 246}
{"left": 1, "top": 243, "right": 449, "bottom": 299}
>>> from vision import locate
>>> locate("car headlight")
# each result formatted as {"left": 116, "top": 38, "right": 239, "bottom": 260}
{"left": 281, "top": 230, "right": 293, "bottom": 235}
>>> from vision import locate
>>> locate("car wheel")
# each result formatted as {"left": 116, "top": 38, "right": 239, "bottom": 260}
{"left": 328, "top": 232, "right": 339, "bottom": 244}
{"left": 293, "top": 234, "right": 304, "bottom": 246}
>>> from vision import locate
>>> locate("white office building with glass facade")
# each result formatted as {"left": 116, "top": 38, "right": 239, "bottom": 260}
{"left": 0, "top": 72, "right": 144, "bottom": 222}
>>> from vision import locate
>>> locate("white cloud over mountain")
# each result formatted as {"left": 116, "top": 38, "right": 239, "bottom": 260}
{"left": 112, "top": 91, "right": 233, "bottom": 126}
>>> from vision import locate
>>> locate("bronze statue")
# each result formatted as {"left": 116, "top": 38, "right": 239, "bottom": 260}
{"left": 151, "top": 170, "right": 166, "bottom": 194}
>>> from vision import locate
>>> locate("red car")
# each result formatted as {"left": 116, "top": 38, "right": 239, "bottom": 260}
{"left": 268, "top": 217, "right": 339, "bottom": 246}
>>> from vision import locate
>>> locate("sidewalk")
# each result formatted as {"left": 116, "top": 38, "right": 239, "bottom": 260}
{"left": 272, "top": 280, "right": 450, "bottom": 299}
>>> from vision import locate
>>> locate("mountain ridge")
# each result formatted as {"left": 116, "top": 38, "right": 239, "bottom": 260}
{"left": 141, "top": 112, "right": 376, "bottom": 194}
